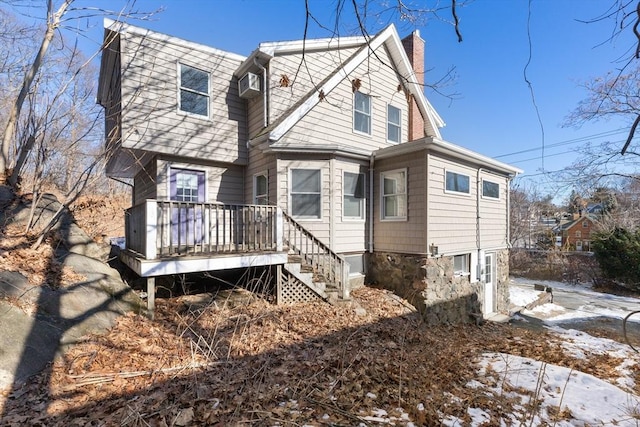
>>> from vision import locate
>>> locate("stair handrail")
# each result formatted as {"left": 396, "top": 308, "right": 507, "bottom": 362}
{"left": 282, "top": 211, "right": 349, "bottom": 299}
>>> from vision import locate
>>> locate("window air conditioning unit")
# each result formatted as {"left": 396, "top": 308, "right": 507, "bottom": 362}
{"left": 238, "top": 72, "right": 261, "bottom": 99}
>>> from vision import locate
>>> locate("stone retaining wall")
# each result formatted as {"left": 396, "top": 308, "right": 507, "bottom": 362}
{"left": 367, "top": 249, "right": 510, "bottom": 325}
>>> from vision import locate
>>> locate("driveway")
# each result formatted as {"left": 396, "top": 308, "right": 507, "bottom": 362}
{"left": 510, "top": 278, "right": 640, "bottom": 347}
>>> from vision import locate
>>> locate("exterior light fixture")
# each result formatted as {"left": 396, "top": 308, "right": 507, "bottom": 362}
{"left": 429, "top": 243, "right": 438, "bottom": 257}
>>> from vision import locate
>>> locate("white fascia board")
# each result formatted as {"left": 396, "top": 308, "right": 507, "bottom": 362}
{"left": 429, "top": 137, "right": 523, "bottom": 175}
{"left": 131, "top": 253, "right": 288, "bottom": 277}
{"left": 234, "top": 49, "right": 273, "bottom": 78}
{"left": 375, "top": 137, "right": 523, "bottom": 176}
{"left": 269, "top": 26, "right": 396, "bottom": 141}
{"left": 103, "top": 18, "right": 246, "bottom": 62}
{"left": 259, "top": 35, "right": 368, "bottom": 56}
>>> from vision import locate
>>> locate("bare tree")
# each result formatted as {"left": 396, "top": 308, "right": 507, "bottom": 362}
{"left": 1, "top": 0, "right": 73, "bottom": 184}
{"left": 0, "top": 1, "right": 158, "bottom": 188}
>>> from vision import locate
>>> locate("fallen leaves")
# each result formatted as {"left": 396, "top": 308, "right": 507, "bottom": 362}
{"left": 1, "top": 286, "right": 637, "bottom": 425}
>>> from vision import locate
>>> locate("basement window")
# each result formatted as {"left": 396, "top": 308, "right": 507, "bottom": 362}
{"left": 453, "top": 254, "right": 470, "bottom": 276}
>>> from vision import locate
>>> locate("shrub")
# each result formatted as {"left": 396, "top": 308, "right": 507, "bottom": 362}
{"left": 591, "top": 227, "right": 640, "bottom": 290}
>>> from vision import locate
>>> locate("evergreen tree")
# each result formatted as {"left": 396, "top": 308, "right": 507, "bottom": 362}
{"left": 592, "top": 227, "right": 640, "bottom": 289}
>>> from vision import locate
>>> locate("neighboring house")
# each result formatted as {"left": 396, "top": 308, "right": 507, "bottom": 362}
{"left": 555, "top": 214, "right": 598, "bottom": 252}
{"left": 97, "top": 19, "right": 522, "bottom": 324}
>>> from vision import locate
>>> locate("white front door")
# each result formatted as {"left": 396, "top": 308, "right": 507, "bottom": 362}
{"left": 483, "top": 253, "right": 496, "bottom": 315}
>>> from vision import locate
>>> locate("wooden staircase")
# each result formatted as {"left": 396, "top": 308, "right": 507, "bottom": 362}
{"left": 280, "top": 213, "right": 350, "bottom": 304}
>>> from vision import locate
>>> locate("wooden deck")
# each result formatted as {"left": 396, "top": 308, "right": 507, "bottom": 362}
{"left": 122, "top": 200, "right": 350, "bottom": 314}
{"left": 122, "top": 201, "right": 287, "bottom": 277}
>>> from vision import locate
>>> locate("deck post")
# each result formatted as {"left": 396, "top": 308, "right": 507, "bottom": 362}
{"left": 340, "top": 261, "right": 350, "bottom": 300}
{"left": 276, "top": 264, "right": 283, "bottom": 304}
{"left": 276, "top": 207, "right": 283, "bottom": 251}
{"left": 147, "top": 276, "right": 156, "bottom": 319}
{"left": 145, "top": 200, "right": 158, "bottom": 259}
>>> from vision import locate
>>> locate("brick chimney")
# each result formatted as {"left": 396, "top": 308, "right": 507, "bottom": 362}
{"left": 401, "top": 30, "right": 426, "bottom": 141}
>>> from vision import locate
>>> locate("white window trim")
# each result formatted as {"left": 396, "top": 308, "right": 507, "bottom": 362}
{"left": 177, "top": 62, "right": 211, "bottom": 120}
{"left": 289, "top": 168, "right": 323, "bottom": 221}
{"left": 343, "top": 171, "right": 365, "bottom": 221}
{"left": 453, "top": 253, "right": 471, "bottom": 277}
{"left": 253, "top": 172, "right": 268, "bottom": 205}
{"left": 344, "top": 253, "right": 366, "bottom": 276}
{"left": 481, "top": 178, "right": 500, "bottom": 200}
{"left": 444, "top": 169, "right": 471, "bottom": 196}
{"left": 386, "top": 103, "right": 402, "bottom": 144}
{"left": 168, "top": 165, "right": 208, "bottom": 203}
{"left": 380, "top": 168, "right": 407, "bottom": 222}
{"left": 353, "top": 91, "right": 372, "bottom": 136}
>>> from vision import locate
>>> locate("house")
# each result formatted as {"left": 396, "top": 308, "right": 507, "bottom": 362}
{"left": 97, "top": 19, "right": 522, "bottom": 324}
{"left": 555, "top": 214, "right": 598, "bottom": 252}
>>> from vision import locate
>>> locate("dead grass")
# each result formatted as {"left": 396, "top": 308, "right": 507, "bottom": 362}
{"left": 70, "top": 193, "right": 129, "bottom": 240}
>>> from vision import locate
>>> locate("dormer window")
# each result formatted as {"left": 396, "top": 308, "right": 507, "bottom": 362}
{"left": 179, "top": 63, "right": 209, "bottom": 117}
{"left": 354, "top": 91, "right": 371, "bottom": 135}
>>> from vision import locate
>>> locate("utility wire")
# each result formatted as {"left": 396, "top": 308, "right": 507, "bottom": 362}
{"left": 524, "top": 0, "right": 546, "bottom": 170}
{"left": 494, "top": 128, "right": 628, "bottom": 159}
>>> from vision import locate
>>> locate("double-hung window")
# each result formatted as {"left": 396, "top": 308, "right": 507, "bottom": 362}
{"left": 445, "top": 171, "right": 470, "bottom": 194}
{"left": 179, "top": 63, "right": 209, "bottom": 117}
{"left": 354, "top": 91, "right": 371, "bottom": 135}
{"left": 381, "top": 169, "right": 407, "bottom": 220}
{"left": 291, "top": 169, "right": 321, "bottom": 219}
{"left": 254, "top": 174, "right": 268, "bottom": 205}
{"left": 482, "top": 179, "right": 500, "bottom": 199}
{"left": 387, "top": 104, "right": 401, "bottom": 143}
{"left": 343, "top": 172, "right": 365, "bottom": 219}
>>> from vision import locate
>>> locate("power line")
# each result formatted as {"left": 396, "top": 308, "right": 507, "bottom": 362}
{"left": 494, "top": 128, "right": 628, "bottom": 159}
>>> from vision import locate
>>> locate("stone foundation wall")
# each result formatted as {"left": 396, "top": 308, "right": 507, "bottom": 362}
{"left": 495, "top": 249, "right": 510, "bottom": 313}
{"left": 366, "top": 249, "right": 510, "bottom": 325}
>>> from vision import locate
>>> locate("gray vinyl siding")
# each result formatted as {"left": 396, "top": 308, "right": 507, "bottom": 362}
{"left": 133, "top": 157, "right": 157, "bottom": 205}
{"left": 269, "top": 48, "right": 360, "bottom": 121}
{"left": 245, "top": 148, "right": 276, "bottom": 205}
{"left": 478, "top": 174, "right": 509, "bottom": 248}
{"left": 426, "top": 155, "right": 508, "bottom": 254}
{"left": 119, "top": 30, "right": 247, "bottom": 165}
{"left": 155, "top": 157, "right": 244, "bottom": 204}
{"left": 333, "top": 158, "right": 369, "bottom": 253}
{"left": 104, "top": 36, "right": 122, "bottom": 153}
{"left": 277, "top": 157, "right": 331, "bottom": 247}
{"left": 274, "top": 45, "right": 409, "bottom": 153}
{"left": 373, "top": 152, "right": 427, "bottom": 254}
{"left": 247, "top": 89, "right": 266, "bottom": 138}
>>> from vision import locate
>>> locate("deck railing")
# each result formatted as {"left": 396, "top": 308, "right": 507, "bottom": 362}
{"left": 282, "top": 211, "right": 350, "bottom": 299}
{"left": 124, "top": 200, "right": 283, "bottom": 259}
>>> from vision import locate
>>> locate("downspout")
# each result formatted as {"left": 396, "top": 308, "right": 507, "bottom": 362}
{"left": 368, "top": 154, "right": 375, "bottom": 253}
{"left": 506, "top": 176, "right": 513, "bottom": 248}
{"left": 254, "top": 58, "right": 268, "bottom": 129}
{"left": 476, "top": 168, "right": 485, "bottom": 282}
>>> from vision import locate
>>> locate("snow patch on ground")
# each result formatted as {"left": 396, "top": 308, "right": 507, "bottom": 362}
{"left": 472, "top": 352, "right": 640, "bottom": 426}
